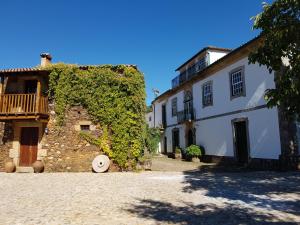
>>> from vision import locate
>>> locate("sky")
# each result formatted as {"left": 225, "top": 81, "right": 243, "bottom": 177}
{"left": 0, "top": 0, "right": 271, "bottom": 105}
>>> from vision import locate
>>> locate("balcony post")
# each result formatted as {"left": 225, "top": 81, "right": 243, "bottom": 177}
{"left": 35, "top": 78, "right": 41, "bottom": 113}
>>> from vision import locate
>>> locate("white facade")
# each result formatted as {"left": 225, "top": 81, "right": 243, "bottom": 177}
{"left": 145, "top": 111, "right": 154, "bottom": 128}
{"left": 152, "top": 45, "right": 282, "bottom": 161}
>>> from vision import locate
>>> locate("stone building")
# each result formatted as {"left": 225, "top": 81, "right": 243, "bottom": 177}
{"left": 0, "top": 54, "right": 108, "bottom": 172}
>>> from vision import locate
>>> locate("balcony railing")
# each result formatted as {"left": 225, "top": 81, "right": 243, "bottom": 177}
{"left": 177, "top": 108, "right": 195, "bottom": 124}
{"left": 0, "top": 94, "right": 48, "bottom": 118}
{"left": 171, "top": 58, "right": 209, "bottom": 89}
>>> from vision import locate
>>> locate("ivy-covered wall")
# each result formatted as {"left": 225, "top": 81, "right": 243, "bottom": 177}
{"left": 47, "top": 64, "right": 146, "bottom": 169}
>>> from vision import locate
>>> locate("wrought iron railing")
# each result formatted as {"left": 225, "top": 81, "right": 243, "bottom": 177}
{"left": 177, "top": 108, "right": 195, "bottom": 123}
{"left": 171, "top": 58, "right": 209, "bottom": 88}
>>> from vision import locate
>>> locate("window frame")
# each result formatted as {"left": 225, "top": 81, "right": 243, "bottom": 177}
{"left": 171, "top": 97, "right": 178, "bottom": 117}
{"left": 80, "top": 124, "right": 90, "bottom": 131}
{"left": 202, "top": 80, "right": 213, "bottom": 107}
{"left": 229, "top": 66, "right": 246, "bottom": 100}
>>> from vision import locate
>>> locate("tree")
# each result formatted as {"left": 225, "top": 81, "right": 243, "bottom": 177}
{"left": 249, "top": 0, "right": 300, "bottom": 120}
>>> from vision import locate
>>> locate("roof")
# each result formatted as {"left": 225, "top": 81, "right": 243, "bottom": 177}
{"left": 153, "top": 36, "right": 263, "bottom": 104}
{"left": 0, "top": 68, "right": 47, "bottom": 74}
{"left": 175, "top": 46, "right": 232, "bottom": 71}
{"left": 0, "top": 64, "right": 138, "bottom": 74}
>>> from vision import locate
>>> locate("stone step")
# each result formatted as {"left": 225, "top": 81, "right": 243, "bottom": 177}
{"left": 16, "top": 167, "right": 34, "bottom": 173}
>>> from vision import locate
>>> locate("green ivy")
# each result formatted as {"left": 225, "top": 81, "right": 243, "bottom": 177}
{"left": 46, "top": 63, "right": 146, "bottom": 169}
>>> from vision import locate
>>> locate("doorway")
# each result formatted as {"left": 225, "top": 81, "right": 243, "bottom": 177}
{"left": 19, "top": 127, "right": 39, "bottom": 167}
{"left": 233, "top": 119, "right": 249, "bottom": 164}
{"left": 172, "top": 129, "right": 180, "bottom": 153}
{"left": 24, "top": 80, "right": 37, "bottom": 94}
{"left": 164, "top": 136, "right": 167, "bottom": 154}
{"left": 187, "top": 129, "right": 194, "bottom": 146}
{"left": 162, "top": 104, "right": 167, "bottom": 128}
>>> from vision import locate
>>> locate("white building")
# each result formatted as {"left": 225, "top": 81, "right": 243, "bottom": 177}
{"left": 150, "top": 37, "right": 299, "bottom": 168}
{"left": 145, "top": 111, "right": 154, "bottom": 128}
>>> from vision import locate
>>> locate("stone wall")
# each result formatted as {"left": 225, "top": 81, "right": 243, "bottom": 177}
{"left": 0, "top": 122, "right": 13, "bottom": 172}
{"left": 41, "top": 105, "right": 103, "bottom": 172}
{"left": 0, "top": 104, "right": 110, "bottom": 172}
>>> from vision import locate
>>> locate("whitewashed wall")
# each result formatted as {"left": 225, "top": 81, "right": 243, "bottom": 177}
{"left": 208, "top": 51, "right": 228, "bottom": 64}
{"left": 163, "top": 124, "right": 186, "bottom": 153}
{"left": 195, "top": 107, "right": 281, "bottom": 159}
{"left": 145, "top": 111, "right": 154, "bottom": 128}
{"left": 193, "top": 57, "right": 276, "bottom": 120}
{"left": 153, "top": 90, "right": 185, "bottom": 127}
{"left": 192, "top": 56, "right": 281, "bottom": 159}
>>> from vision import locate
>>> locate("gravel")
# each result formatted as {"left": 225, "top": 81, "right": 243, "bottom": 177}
{"left": 0, "top": 171, "right": 299, "bottom": 225}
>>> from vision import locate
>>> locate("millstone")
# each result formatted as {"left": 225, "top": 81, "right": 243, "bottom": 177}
{"left": 92, "top": 155, "right": 110, "bottom": 173}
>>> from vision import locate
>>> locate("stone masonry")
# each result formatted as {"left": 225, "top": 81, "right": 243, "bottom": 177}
{"left": 0, "top": 104, "right": 106, "bottom": 172}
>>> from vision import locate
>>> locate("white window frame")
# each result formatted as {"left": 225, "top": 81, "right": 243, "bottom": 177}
{"left": 229, "top": 66, "right": 246, "bottom": 99}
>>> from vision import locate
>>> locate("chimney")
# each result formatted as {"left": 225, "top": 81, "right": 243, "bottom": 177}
{"left": 40, "top": 53, "right": 52, "bottom": 67}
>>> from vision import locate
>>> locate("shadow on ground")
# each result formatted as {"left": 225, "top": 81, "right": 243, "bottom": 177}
{"left": 125, "top": 170, "right": 300, "bottom": 225}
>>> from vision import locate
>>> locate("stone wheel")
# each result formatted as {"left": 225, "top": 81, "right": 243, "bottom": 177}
{"left": 92, "top": 155, "right": 110, "bottom": 173}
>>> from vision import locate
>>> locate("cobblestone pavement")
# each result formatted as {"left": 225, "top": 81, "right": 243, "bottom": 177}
{"left": 0, "top": 171, "right": 299, "bottom": 225}
{"left": 151, "top": 155, "right": 204, "bottom": 172}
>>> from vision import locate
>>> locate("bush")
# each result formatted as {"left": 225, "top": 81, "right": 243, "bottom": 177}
{"left": 145, "top": 126, "right": 160, "bottom": 154}
{"left": 185, "top": 145, "right": 203, "bottom": 158}
{"left": 175, "top": 147, "right": 181, "bottom": 154}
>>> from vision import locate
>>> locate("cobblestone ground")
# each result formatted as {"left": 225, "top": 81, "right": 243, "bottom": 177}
{"left": 0, "top": 171, "right": 299, "bottom": 225}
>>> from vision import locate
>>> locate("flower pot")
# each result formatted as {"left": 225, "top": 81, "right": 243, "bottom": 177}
{"left": 5, "top": 161, "right": 16, "bottom": 173}
{"left": 192, "top": 157, "right": 200, "bottom": 163}
{"left": 144, "top": 159, "right": 152, "bottom": 170}
{"left": 175, "top": 153, "right": 182, "bottom": 159}
{"left": 32, "top": 160, "right": 44, "bottom": 173}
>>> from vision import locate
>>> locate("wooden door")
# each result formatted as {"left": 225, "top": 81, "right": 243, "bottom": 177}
{"left": 19, "top": 127, "right": 39, "bottom": 167}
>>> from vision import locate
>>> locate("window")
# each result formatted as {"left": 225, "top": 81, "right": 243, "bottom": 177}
{"left": 80, "top": 125, "right": 90, "bottom": 131}
{"left": 149, "top": 116, "right": 152, "bottom": 122}
{"left": 171, "top": 98, "right": 177, "bottom": 117}
{"left": 195, "top": 57, "right": 207, "bottom": 72}
{"left": 230, "top": 66, "right": 245, "bottom": 98}
{"left": 202, "top": 81, "right": 213, "bottom": 107}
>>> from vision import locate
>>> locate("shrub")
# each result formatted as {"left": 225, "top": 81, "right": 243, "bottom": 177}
{"left": 145, "top": 125, "right": 160, "bottom": 154}
{"left": 175, "top": 147, "right": 181, "bottom": 154}
{"left": 185, "top": 145, "right": 203, "bottom": 158}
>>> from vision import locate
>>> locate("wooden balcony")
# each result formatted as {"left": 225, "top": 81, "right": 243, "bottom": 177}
{"left": 0, "top": 94, "right": 49, "bottom": 121}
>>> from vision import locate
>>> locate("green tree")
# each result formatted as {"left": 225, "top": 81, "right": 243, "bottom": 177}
{"left": 249, "top": 0, "right": 300, "bottom": 119}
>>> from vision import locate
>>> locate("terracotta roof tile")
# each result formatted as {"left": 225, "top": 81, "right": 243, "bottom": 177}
{"left": 0, "top": 68, "right": 46, "bottom": 73}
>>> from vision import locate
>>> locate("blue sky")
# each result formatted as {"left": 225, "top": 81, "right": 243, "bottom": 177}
{"left": 0, "top": 0, "right": 270, "bottom": 105}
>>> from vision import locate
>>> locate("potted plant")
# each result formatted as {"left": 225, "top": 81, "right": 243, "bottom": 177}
{"left": 185, "top": 145, "right": 203, "bottom": 163}
{"left": 175, "top": 147, "right": 182, "bottom": 159}
{"left": 138, "top": 155, "right": 152, "bottom": 170}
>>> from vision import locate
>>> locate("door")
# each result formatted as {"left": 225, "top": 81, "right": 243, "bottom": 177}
{"left": 164, "top": 137, "right": 167, "bottom": 154}
{"left": 187, "top": 129, "right": 194, "bottom": 147}
{"left": 24, "top": 80, "right": 37, "bottom": 94}
{"left": 172, "top": 129, "right": 180, "bottom": 153}
{"left": 24, "top": 80, "right": 38, "bottom": 112}
{"left": 162, "top": 105, "right": 167, "bottom": 128}
{"left": 19, "top": 127, "right": 39, "bottom": 167}
{"left": 233, "top": 121, "right": 249, "bottom": 164}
